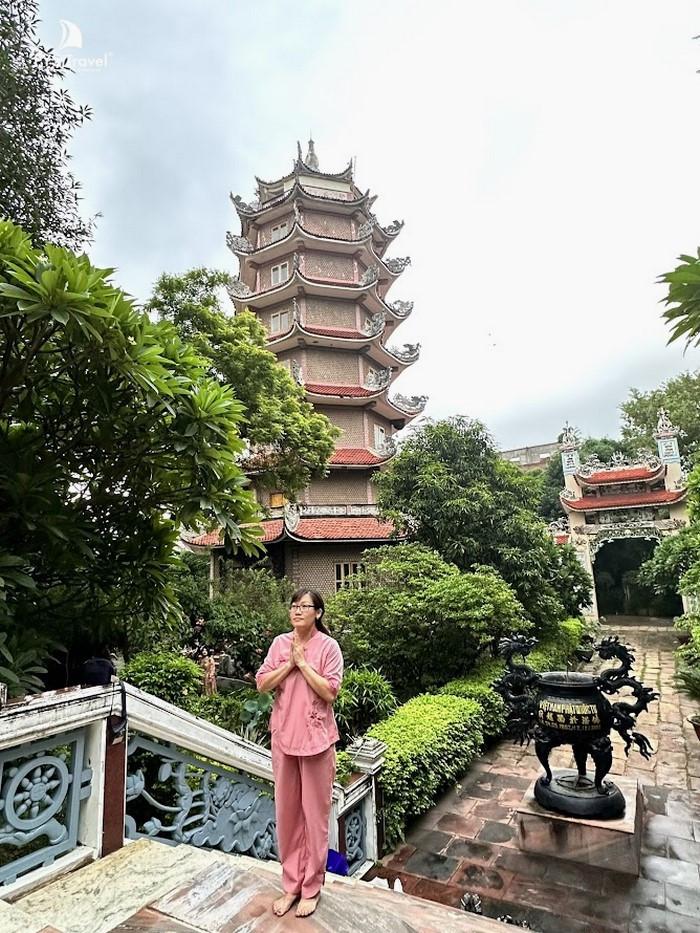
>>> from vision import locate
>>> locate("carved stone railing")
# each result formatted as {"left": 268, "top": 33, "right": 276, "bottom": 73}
{"left": 0, "top": 683, "right": 386, "bottom": 894}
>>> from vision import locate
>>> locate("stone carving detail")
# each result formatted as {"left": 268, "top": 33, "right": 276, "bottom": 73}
{"left": 284, "top": 503, "right": 301, "bottom": 531}
{"left": 655, "top": 407, "right": 678, "bottom": 437}
{"left": 560, "top": 422, "right": 579, "bottom": 450}
{"left": 226, "top": 232, "right": 254, "bottom": 254}
{"left": 362, "top": 311, "right": 385, "bottom": 336}
{"left": 125, "top": 734, "right": 278, "bottom": 860}
{"left": 384, "top": 256, "right": 411, "bottom": 274}
{"left": 231, "top": 193, "right": 261, "bottom": 213}
{"left": 292, "top": 298, "right": 300, "bottom": 323}
{"left": 0, "top": 729, "right": 92, "bottom": 885}
{"left": 293, "top": 202, "right": 303, "bottom": 225}
{"left": 387, "top": 342, "right": 420, "bottom": 362}
{"left": 226, "top": 277, "right": 253, "bottom": 300}
{"left": 357, "top": 220, "right": 374, "bottom": 239}
{"left": 548, "top": 517, "right": 570, "bottom": 534}
{"left": 344, "top": 803, "right": 366, "bottom": 873}
{"left": 373, "top": 436, "right": 397, "bottom": 458}
{"left": 577, "top": 451, "right": 662, "bottom": 478}
{"left": 364, "top": 368, "right": 392, "bottom": 390}
{"left": 388, "top": 299, "right": 413, "bottom": 317}
{"left": 384, "top": 219, "right": 404, "bottom": 235}
{"left": 391, "top": 393, "right": 428, "bottom": 414}
{"left": 291, "top": 360, "right": 303, "bottom": 386}
{"left": 297, "top": 504, "right": 379, "bottom": 518}
{"left": 359, "top": 264, "right": 379, "bottom": 286}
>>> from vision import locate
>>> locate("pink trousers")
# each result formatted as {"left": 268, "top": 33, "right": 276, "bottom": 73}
{"left": 271, "top": 741, "right": 336, "bottom": 899}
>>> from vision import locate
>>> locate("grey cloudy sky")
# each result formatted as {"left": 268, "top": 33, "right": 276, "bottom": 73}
{"left": 41, "top": 0, "right": 700, "bottom": 449}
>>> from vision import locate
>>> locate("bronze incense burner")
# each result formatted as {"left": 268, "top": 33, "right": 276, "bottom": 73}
{"left": 492, "top": 635, "right": 658, "bottom": 818}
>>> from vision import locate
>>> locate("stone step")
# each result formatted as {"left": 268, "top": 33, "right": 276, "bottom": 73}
{"left": 0, "top": 897, "right": 62, "bottom": 933}
{"left": 10, "top": 839, "right": 513, "bottom": 932}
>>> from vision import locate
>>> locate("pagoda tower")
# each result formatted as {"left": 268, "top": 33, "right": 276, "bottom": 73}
{"left": 223, "top": 140, "right": 426, "bottom": 593}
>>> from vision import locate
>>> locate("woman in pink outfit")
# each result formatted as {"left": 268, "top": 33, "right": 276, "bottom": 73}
{"left": 256, "top": 588, "right": 344, "bottom": 919}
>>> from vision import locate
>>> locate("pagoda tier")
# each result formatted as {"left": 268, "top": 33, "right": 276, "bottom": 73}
{"left": 575, "top": 465, "right": 665, "bottom": 487}
{"left": 221, "top": 141, "right": 423, "bottom": 593}
{"left": 562, "top": 488, "right": 687, "bottom": 512}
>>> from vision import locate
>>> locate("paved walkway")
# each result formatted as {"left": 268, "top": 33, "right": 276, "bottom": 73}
{"left": 374, "top": 624, "right": 700, "bottom": 933}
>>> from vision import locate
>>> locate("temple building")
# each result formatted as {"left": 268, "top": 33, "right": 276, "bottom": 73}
{"left": 554, "top": 410, "right": 689, "bottom": 619}
{"left": 191, "top": 141, "right": 425, "bottom": 594}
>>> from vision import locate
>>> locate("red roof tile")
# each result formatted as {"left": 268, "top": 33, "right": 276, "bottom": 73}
{"left": 303, "top": 324, "right": 367, "bottom": 340}
{"left": 289, "top": 517, "right": 396, "bottom": 541}
{"left": 578, "top": 466, "right": 664, "bottom": 484}
{"left": 187, "top": 519, "right": 284, "bottom": 548}
{"left": 330, "top": 447, "right": 388, "bottom": 465}
{"left": 563, "top": 488, "right": 686, "bottom": 511}
{"left": 305, "top": 383, "right": 377, "bottom": 397}
{"left": 188, "top": 530, "right": 222, "bottom": 547}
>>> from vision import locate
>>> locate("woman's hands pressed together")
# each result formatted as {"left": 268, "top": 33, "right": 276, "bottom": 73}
{"left": 291, "top": 633, "right": 307, "bottom": 670}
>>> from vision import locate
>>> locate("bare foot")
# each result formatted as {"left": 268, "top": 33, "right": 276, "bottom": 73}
{"left": 272, "top": 893, "right": 299, "bottom": 916}
{"left": 295, "top": 895, "right": 320, "bottom": 917}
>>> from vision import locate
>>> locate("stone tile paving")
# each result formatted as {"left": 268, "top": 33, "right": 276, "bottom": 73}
{"left": 373, "top": 623, "right": 700, "bottom": 933}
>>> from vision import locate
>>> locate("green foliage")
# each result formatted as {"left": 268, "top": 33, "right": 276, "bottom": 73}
{"left": 203, "top": 568, "right": 292, "bottom": 677}
{"left": 121, "top": 651, "right": 203, "bottom": 707}
{"left": 438, "top": 679, "right": 506, "bottom": 739}
{"left": 334, "top": 669, "right": 398, "bottom": 746}
{"left": 659, "top": 252, "right": 700, "bottom": 352}
{"left": 327, "top": 543, "right": 528, "bottom": 697}
{"left": 188, "top": 687, "right": 273, "bottom": 745}
{"left": 621, "top": 371, "right": 700, "bottom": 461}
{"left": 367, "top": 694, "right": 484, "bottom": 850}
{"left": 0, "top": 629, "right": 52, "bottom": 697}
{"left": 0, "top": 221, "right": 262, "bottom": 671}
{"left": 147, "top": 269, "right": 339, "bottom": 497}
{"left": 335, "top": 750, "right": 354, "bottom": 787}
{"left": 676, "top": 614, "right": 700, "bottom": 698}
{"left": 172, "top": 551, "right": 211, "bottom": 627}
{"left": 0, "top": 0, "right": 91, "bottom": 248}
{"left": 376, "top": 417, "right": 591, "bottom": 630}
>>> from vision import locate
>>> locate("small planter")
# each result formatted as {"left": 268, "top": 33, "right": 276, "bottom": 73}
{"left": 688, "top": 716, "right": 700, "bottom": 742}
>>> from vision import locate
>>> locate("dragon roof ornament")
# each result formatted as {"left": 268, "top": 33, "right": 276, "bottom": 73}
{"left": 363, "top": 311, "right": 385, "bottom": 336}
{"left": 388, "top": 299, "right": 413, "bottom": 317}
{"left": 392, "top": 393, "right": 428, "bottom": 414}
{"left": 654, "top": 407, "right": 678, "bottom": 438}
{"left": 387, "top": 342, "right": 420, "bottom": 362}
{"left": 359, "top": 264, "right": 379, "bottom": 287}
{"left": 226, "top": 232, "right": 254, "bottom": 254}
{"left": 384, "top": 256, "right": 411, "bottom": 274}
{"left": 559, "top": 422, "right": 579, "bottom": 450}
{"left": 226, "top": 277, "right": 253, "bottom": 300}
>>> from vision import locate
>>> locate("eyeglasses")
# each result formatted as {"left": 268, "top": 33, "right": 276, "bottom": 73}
{"left": 291, "top": 603, "right": 316, "bottom": 612}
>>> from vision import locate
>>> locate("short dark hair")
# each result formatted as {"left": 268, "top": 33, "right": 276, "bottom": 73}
{"left": 290, "top": 588, "right": 329, "bottom": 634}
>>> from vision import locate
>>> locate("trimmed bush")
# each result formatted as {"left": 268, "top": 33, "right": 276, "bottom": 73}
{"left": 335, "top": 750, "right": 354, "bottom": 787}
{"left": 121, "top": 651, "right": 202, "bottom": 707}
{"left": 335, "top": 669, "right": 397, "bottom": 747}
{"left": 367, "top": 694, "right": 484, "bottom": 850}
{"left": 188, "top": 693, "right": 245, "bottom": 732}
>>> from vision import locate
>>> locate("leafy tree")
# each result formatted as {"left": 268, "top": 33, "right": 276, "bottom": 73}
{"left": 147, "top": 269, "right": 338, "bottom": 497}
{"left": 659, "top": 250, "right": 700, "bottom": 350}
{"left": 0, "top": 0, "right": 91, "bottom": 247}
{"left": 327, "top": 543, "right": 528, "bottom": 697}
{"left": 621, "top": 371, "right": 700, "bottom": 461}
{"left": 0, "top": 220, "right": 261, "bottom": 681}
{"left": 376, "top": 417, "right": 591, "bottom": 628}
{"left": 537, "top": 435, "right": 636, "bottom": 521}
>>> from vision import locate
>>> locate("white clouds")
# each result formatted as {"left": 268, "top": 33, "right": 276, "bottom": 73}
{"left": 43, "top": 0, "right": 700, "bottom": 446}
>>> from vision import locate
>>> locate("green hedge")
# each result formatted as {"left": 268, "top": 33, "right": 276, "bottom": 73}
{"left": 121, "top": 651, "right": 203, "bottom": 707}
{"left": 675, "top": 613, "right": 700, "bottom": 697}
{"left": 439, "top": 618, "right": 585, "bottom": 738}
{"left": 367, "top": 694, "right": 484, "bottom": 850}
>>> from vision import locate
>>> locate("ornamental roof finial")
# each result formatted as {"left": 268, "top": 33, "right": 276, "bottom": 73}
{"left": 560, "top": 422, "right": 579, "bottom": 450}
{"left": 305, "top": 136, "right": 319, "bottom": 171}
{"left": 654, "top": 407, "right": 678, "bottom": 438}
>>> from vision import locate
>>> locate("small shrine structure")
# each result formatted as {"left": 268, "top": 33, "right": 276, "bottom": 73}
{"left": 191, "top": 140, "right": 425, "bottom": 594}
{"left": 555, "top": 410, "right": 689, "bottom": 619}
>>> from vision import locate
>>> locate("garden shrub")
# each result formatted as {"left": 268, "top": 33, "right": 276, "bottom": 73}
{"left": 367, "top": 694, "right": 484, "bottom": 850}
{"left": 188, "top": 693, "right": 245, "bottom": 732}
{"left": 203, "top": 568, "right": 291, "bottom": 677}
{"left": 335, "top": 750, "right": 354, "bottom": 787}
{"left": 189, "top": 687, "right": 273, "bottom": 745}
{"left": 334, "top": 669, "right": 397, "bottom": 747}
{"left": 121, "top": 651, "right": 203, "bottom": 707}
{"left": 676, "top": 613, "right": 700, "bottom": 698}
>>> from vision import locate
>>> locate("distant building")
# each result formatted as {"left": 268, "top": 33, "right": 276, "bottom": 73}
{"left": 500, "top": 441, "right": 558, "bottom": 471}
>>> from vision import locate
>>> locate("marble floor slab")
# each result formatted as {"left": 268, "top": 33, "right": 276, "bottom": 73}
{"left": 15, "top": 839, "right": 215, "bottom": 933}
{"left": 0, "top": 897, "right": 57, "bottom": 933}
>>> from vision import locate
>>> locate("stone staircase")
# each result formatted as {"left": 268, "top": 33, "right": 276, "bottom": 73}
{"left": 0, "top": 838, "right": 512, "bottom": 932}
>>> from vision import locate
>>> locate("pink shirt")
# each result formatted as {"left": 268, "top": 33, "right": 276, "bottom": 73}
{"left": 255, "top": 630, "right": 343, "bottom": 756}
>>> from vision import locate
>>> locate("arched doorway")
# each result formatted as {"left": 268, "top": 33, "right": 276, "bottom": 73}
{"left": 593, "top": 537, "right": 682, "bottom": 620}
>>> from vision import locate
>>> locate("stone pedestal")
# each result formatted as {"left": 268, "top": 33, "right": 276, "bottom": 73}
{"left": 515, "top": 773, "right": 643, "bottom": 875}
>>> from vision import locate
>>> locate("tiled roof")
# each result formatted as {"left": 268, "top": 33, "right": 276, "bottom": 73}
{"left": 562, "top": 488, "right": 686, "bottom": 511}
{"left": 289, "top": 517, "right": 395, "bottom": 541}
{"left": 303, "top": 324, "right": 367, "bottom": 340}
{"left": 186, "top": 519, "right": 284, "bottom": 548}
{"left": 188, "top": 530, "right": 222, "bottom": 547}
{"left": 305, "top": 383, "right": 377, "bottom": 398}
{"left": 578, "top": 466, "right": 664, "bottom": 484}
{"left": 330, "top": 447, "right": 387, "bottom": 465}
